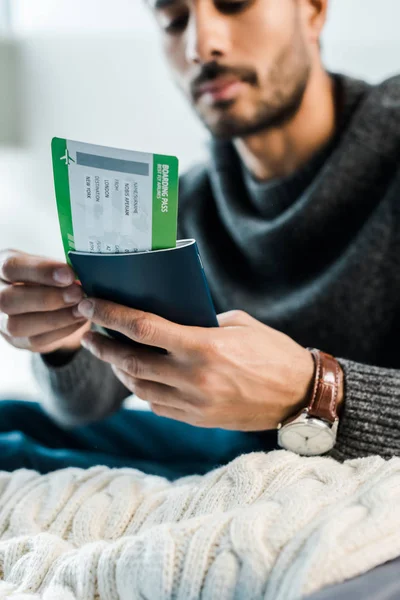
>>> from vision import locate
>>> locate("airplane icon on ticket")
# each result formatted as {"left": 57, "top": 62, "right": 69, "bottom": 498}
{"left": 60, "top": 149, "right": 76, "bottom": 166}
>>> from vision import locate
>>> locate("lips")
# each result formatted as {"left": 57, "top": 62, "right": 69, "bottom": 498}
{"left": 195, "top": 78, "right": 244, "bottom": 103}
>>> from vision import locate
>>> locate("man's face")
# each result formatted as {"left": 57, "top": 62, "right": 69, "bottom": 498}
{"left": 150, "top": 0, "right": 315, "bottom": 139}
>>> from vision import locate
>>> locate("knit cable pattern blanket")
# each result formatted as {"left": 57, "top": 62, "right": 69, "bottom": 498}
{"left": 1, "top": 450, "right": 400, "bottom": 600}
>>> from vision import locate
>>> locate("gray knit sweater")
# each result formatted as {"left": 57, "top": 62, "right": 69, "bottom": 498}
{"left": 32, "top": 73, "right": 400, "bottom": 462}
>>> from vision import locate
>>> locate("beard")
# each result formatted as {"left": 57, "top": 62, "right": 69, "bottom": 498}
{"left": 190, "top": 31, "right": 311, "bottom": 140}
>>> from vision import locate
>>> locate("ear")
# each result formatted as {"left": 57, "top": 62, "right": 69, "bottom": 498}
{"left": 300, "top": 0, "right": 329, "bottom": 44}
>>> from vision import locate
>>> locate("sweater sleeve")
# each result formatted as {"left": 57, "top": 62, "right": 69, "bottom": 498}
{"left": 329, "top": 358, "right": 400, "bottom": 461}
{"left": 31, "top": 347, "right": 130, "bottom": 428}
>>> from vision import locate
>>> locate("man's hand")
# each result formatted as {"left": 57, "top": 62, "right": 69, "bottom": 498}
{"left": 0, "top": 249, "right": 90, "bottom": 355}
{"left": 74, "top": 298, "right": 315, "bottom": 431}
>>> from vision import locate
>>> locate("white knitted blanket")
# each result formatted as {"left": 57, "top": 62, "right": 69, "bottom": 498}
{"left": 0, "top": 450, "right": 400, "bottom": 600}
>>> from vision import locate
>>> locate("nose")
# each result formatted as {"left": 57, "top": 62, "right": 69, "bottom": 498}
{"left": 185, "top": 5, "right": 231, "bottom": 65}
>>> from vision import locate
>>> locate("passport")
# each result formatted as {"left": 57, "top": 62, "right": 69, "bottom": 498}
{"left": 68, "top": 240, "right": 218, "bottom": 350}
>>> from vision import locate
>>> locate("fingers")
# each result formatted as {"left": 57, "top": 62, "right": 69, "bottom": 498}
{"left": 0, "top": 249, "right": 75, "bottom": 287}
{"left": 2, "top": 321, "right": 89, "bottom": 353}
{"left": 0, "top": 280, "right": 84, "bottom": 316}
{"left": 75, "top": 298, "right": 194, "bottom": 352}
{"left": 0, "top": 306, "right": 87, "bottom": 339}
{"left": 111, "top": 367, "right": 191, "bottom": 412}
{"left": 31, "top": 321, "right": 90, "bottom": 353}
{"left": 150, "top": 403, "right": 201, "bottom": 425}
{"left": 82, "top": 331, "right": 183, "bottom": 387}
{"left": 111, "top": 366, "right": 202, "bottom": 425}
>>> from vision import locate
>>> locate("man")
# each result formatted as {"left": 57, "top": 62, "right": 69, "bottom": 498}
{"left": 0, "top": 0, "right": 400, "bottom": 476}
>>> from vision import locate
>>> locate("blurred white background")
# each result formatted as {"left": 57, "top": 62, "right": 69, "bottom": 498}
{"left": 0, "top": 0, "right": 399, "bottom": 400}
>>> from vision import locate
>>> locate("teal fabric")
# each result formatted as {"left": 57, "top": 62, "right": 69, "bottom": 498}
{"left": 0, "top": 400, "right": 279, "bottom": 479}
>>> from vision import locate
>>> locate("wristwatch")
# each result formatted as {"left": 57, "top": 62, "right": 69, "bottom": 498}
{"left": 277, "top": 348, "right": 343, "bottom": 456}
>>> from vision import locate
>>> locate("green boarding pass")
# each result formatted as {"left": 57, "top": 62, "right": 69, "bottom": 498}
{"left": 52, "top": 137, "right": 179, "bottom": 266}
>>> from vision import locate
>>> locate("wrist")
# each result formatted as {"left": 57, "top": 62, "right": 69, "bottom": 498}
{"left": 336, "top": 364, "right": 345, "bottom": 416}
{"left": 42, "top": 347, "right": 81, "bottom": 367}
{"left": 281, "top": 347, "right": 315, "bottom": 424}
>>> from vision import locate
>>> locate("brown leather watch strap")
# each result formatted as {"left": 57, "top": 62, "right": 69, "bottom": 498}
{"left": 305, "top": 348, "right": 343, "bottom": 424}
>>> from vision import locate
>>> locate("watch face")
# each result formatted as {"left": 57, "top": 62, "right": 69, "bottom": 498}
{"left": 278, "top": 419, "right": 335, "bottom": 456}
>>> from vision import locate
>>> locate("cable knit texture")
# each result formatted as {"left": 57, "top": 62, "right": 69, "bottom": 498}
{"left": 0, "top": 450, "right": 400, "bottom": 599}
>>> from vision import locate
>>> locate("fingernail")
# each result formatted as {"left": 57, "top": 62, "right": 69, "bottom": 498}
{"left": 75, "top": 299, "right": 94, "bottom": 319}
{"left": 53, "top": 268, "right": 74, "bottom": 285}
{"left": 63, "top": 286, "right": 83, "bottom": 304}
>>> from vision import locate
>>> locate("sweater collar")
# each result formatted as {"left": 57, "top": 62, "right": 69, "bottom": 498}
{"left": 208, "top": 73, "right": 371, "bottom": 220}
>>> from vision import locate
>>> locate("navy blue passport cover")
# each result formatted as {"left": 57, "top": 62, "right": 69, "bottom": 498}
{"left": 68, "top": 239, "right": 218, "bottom": 350}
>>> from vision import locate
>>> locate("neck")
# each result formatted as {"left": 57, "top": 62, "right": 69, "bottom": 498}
{"left": 234, "top": 67, "right": 336, "bottom": 182}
